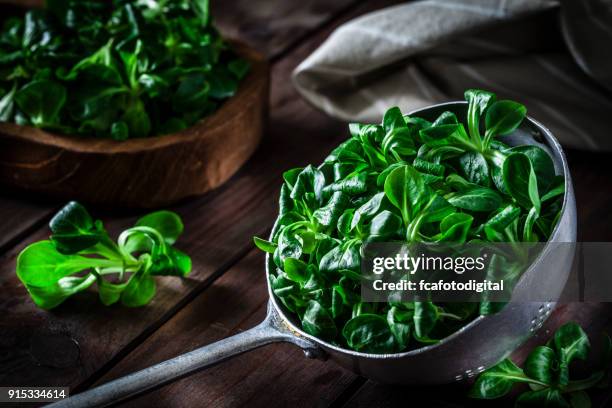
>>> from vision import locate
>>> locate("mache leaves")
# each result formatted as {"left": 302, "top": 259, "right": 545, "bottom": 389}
{"left": 255, "top": 89, "right": 565, "bottom": 354}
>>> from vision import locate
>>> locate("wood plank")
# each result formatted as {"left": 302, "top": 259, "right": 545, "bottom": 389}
{"left": 0, "top": 196, "right": 56, "bottom": 252}
{"left": 566, "top": 149, "right": 612, "bottom": 241}
{"left": 0, "top": 0, "right": 390, "bottom": 393}
{"left": 95, "top": 250, "right": 356, "bottom": 408}
{"left": 212, "top": 0, "right": 356, "bottom": 59}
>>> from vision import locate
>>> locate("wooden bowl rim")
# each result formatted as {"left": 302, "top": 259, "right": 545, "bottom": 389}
{"left": 0, "top": 40, "right": 267, "bottom": 154}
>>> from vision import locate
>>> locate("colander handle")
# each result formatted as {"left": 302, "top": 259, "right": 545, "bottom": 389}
{"left": 48, "top": 302, "right": 320, "bottom": 408}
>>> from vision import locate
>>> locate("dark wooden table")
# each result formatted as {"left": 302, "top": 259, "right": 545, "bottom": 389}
{"left": 1, "top": 1, "right": 611, "bottom": 407}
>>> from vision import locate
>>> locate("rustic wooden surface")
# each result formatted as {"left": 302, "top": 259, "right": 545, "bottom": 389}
{"left": 0, "top": 0, "right": 611, "bottom": 407}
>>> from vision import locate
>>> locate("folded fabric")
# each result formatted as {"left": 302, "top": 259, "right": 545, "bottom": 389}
{"left": 293, "top": 0, "right": 612, "bottom": 150}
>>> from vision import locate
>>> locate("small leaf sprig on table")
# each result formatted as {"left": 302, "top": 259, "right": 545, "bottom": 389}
{"left": 254, "top": 89, "right": 565, "bottom": 353}
{"left": 0, "top": 0, "right": 250, "bottom": 139}
{"left": 470, "top": 322, "right": 612, "bottom": 408}
{"left": 16, "top": 201, "right": 191, "bottom": 309}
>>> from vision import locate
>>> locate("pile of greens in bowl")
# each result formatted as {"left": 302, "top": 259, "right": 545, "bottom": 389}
{"left": 255, "top": 89, "right": 565, "bottom": 354}
{"left": 0, "top": 0, "right": 249, "bottom": 139}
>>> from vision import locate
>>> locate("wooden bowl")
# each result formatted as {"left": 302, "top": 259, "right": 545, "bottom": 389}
{"left": 0, "top": 42, "right": 269, "bottom": 208}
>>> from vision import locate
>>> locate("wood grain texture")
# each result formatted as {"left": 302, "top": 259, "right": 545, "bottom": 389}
{"left": 0, "top": 197, "right": 56, "bottom": 252}
{"left": 0, "top": 42, "right": 269, "bottom": 208}
{"left": 96, "top": 250, "right": 357, "bottom": 408}
{"left": 212, "top": 0, "right": 356, "bottom": 58}
{"left": 566, "top": 149, "right": 612, "bottom": 241}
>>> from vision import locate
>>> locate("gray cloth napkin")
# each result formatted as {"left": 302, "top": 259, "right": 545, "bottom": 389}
{"left": 293, "top": 0, "right": 612, "bottom": 150}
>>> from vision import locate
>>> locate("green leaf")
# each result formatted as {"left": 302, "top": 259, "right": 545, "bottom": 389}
{"left": 445, "top": 173, "right": 477, "bottom": 192}
{"left": 447, "top": 187, "right": 501, "bottom": 212}
{"left": 122, "top": 98, "right": 151, "bottom": 138}
{"left": 541, "top": 176, "right": 565, "bottom": 202}
{"left": 121, "top": 267, "right": 156, "bottom": 307}
{"left": 465, "top": 89, "right": 496, "bottom": 145}
{"left": 283, "top": 257, "right": 311, "bottom": 284}
{"left": 412, "top": 158, "right": 444, "bottom": 176}
{"left": 253, "top": 237, "right": 277, "bottom": 253}
{"left": 479, "top": 253, "right": 520, "bottom": 314}
{"left": 24, "top": 274, "right": 97, "bottom": 310}
{"left": 111, "top": 121, "right": 129, "bottom": 140}
{"left": 97, "top": 277, "right": 129, "bottom": 306}
{"left": 351, "top": 192, "right": 387, "bottom": 230}
{"left": 503, "top": 152, "right": 540, "bottom": 210}
{"left": 15, "top": 80, "right": 66, "bottom": 126}
{"left": 553, "top": 322, "right": 590, "bottom": 365}
{"left": 381, "top": 107, "right": 416, "bottom": 160}
{"left": 465, "top": 89, "right": 496, "bottom": 115}
{"left": 419, "top": 123, "right": 469, "bottom": 149}
{"left": 331, "top": 285, "right": 347, "bottom": 318}
{"left": 319, "top": 242, "right": 360, "bottom": 274}
{"left": 16, "top": 241, "right": 107, "bottom": 306}
{"left": 469, "top": 359, "right": 529, "bottom": 399}
{"left": 458, "top": 151, "right": 490, "bottom": 187}
{"left": 413, "top": 301, "right": 438, "bottom": 340}
{"left": 290, "top": 165, "right": 325, "bottom": 203}
{"left": 193, "top": 0, "right": 210, "bottom": 25}
{"left": 276, "top": 226, "right": 304, "bottom": 265}
{"left": 523, "top": 206, "right": 540, "bottom": 242}
{"left": 485, "top": 100, "right": 527, "bottom": 138}
{"left": 17, "top": 192, "right": 190, "bottom": 310}
{"left": 148, "top": 246, "right": 192, "bottom": 277}
{"left": 387, "top": 306, "right": 411, "bottom": 350}
{"left": 337, "top": 209, "right": 355, "bottom": 238}
{"left": 313, "top": 192, "right": 349, "bottom": 228}
{"left": 515, "top": 389, "right": 569, "bottom": 408}
{"left": 207, "top": 69, "right": 239, "bottom": 99}
{"left": 367, "top": 210, "right": 402, "bottom": 238}
{"left": 484, "top": 204, "right": 521, "bottom": 236}
{"left": 435, "top": 212, "right": 473, "bottom": 242}
{"left": 302, "top": 300, "right": 337, "bottom": 341}
{"left": 49, "top": 201, "right": 106, "bottom": 254}
{"left": 0, "top": 82, "right": 17, "bottom": 121}
{"left": 384, "top": 164, "right": 428, "bottom": 223}
{"left": 342, "top": 314, "right": 396, "bottom": 353}
{"left": 524, "top": 345, "right": 556, "bottom": 384}
{"left": 511, "top": 145, "right": 556, "bottom": 195}
{"left": 382, "top": 106, "right": 405, "bottom": 133}
{"left": 136, "top": 211, "right": 184, "bottom": 245}
{"left": 432, "top": 111, "right": 459, "bottom": 126}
